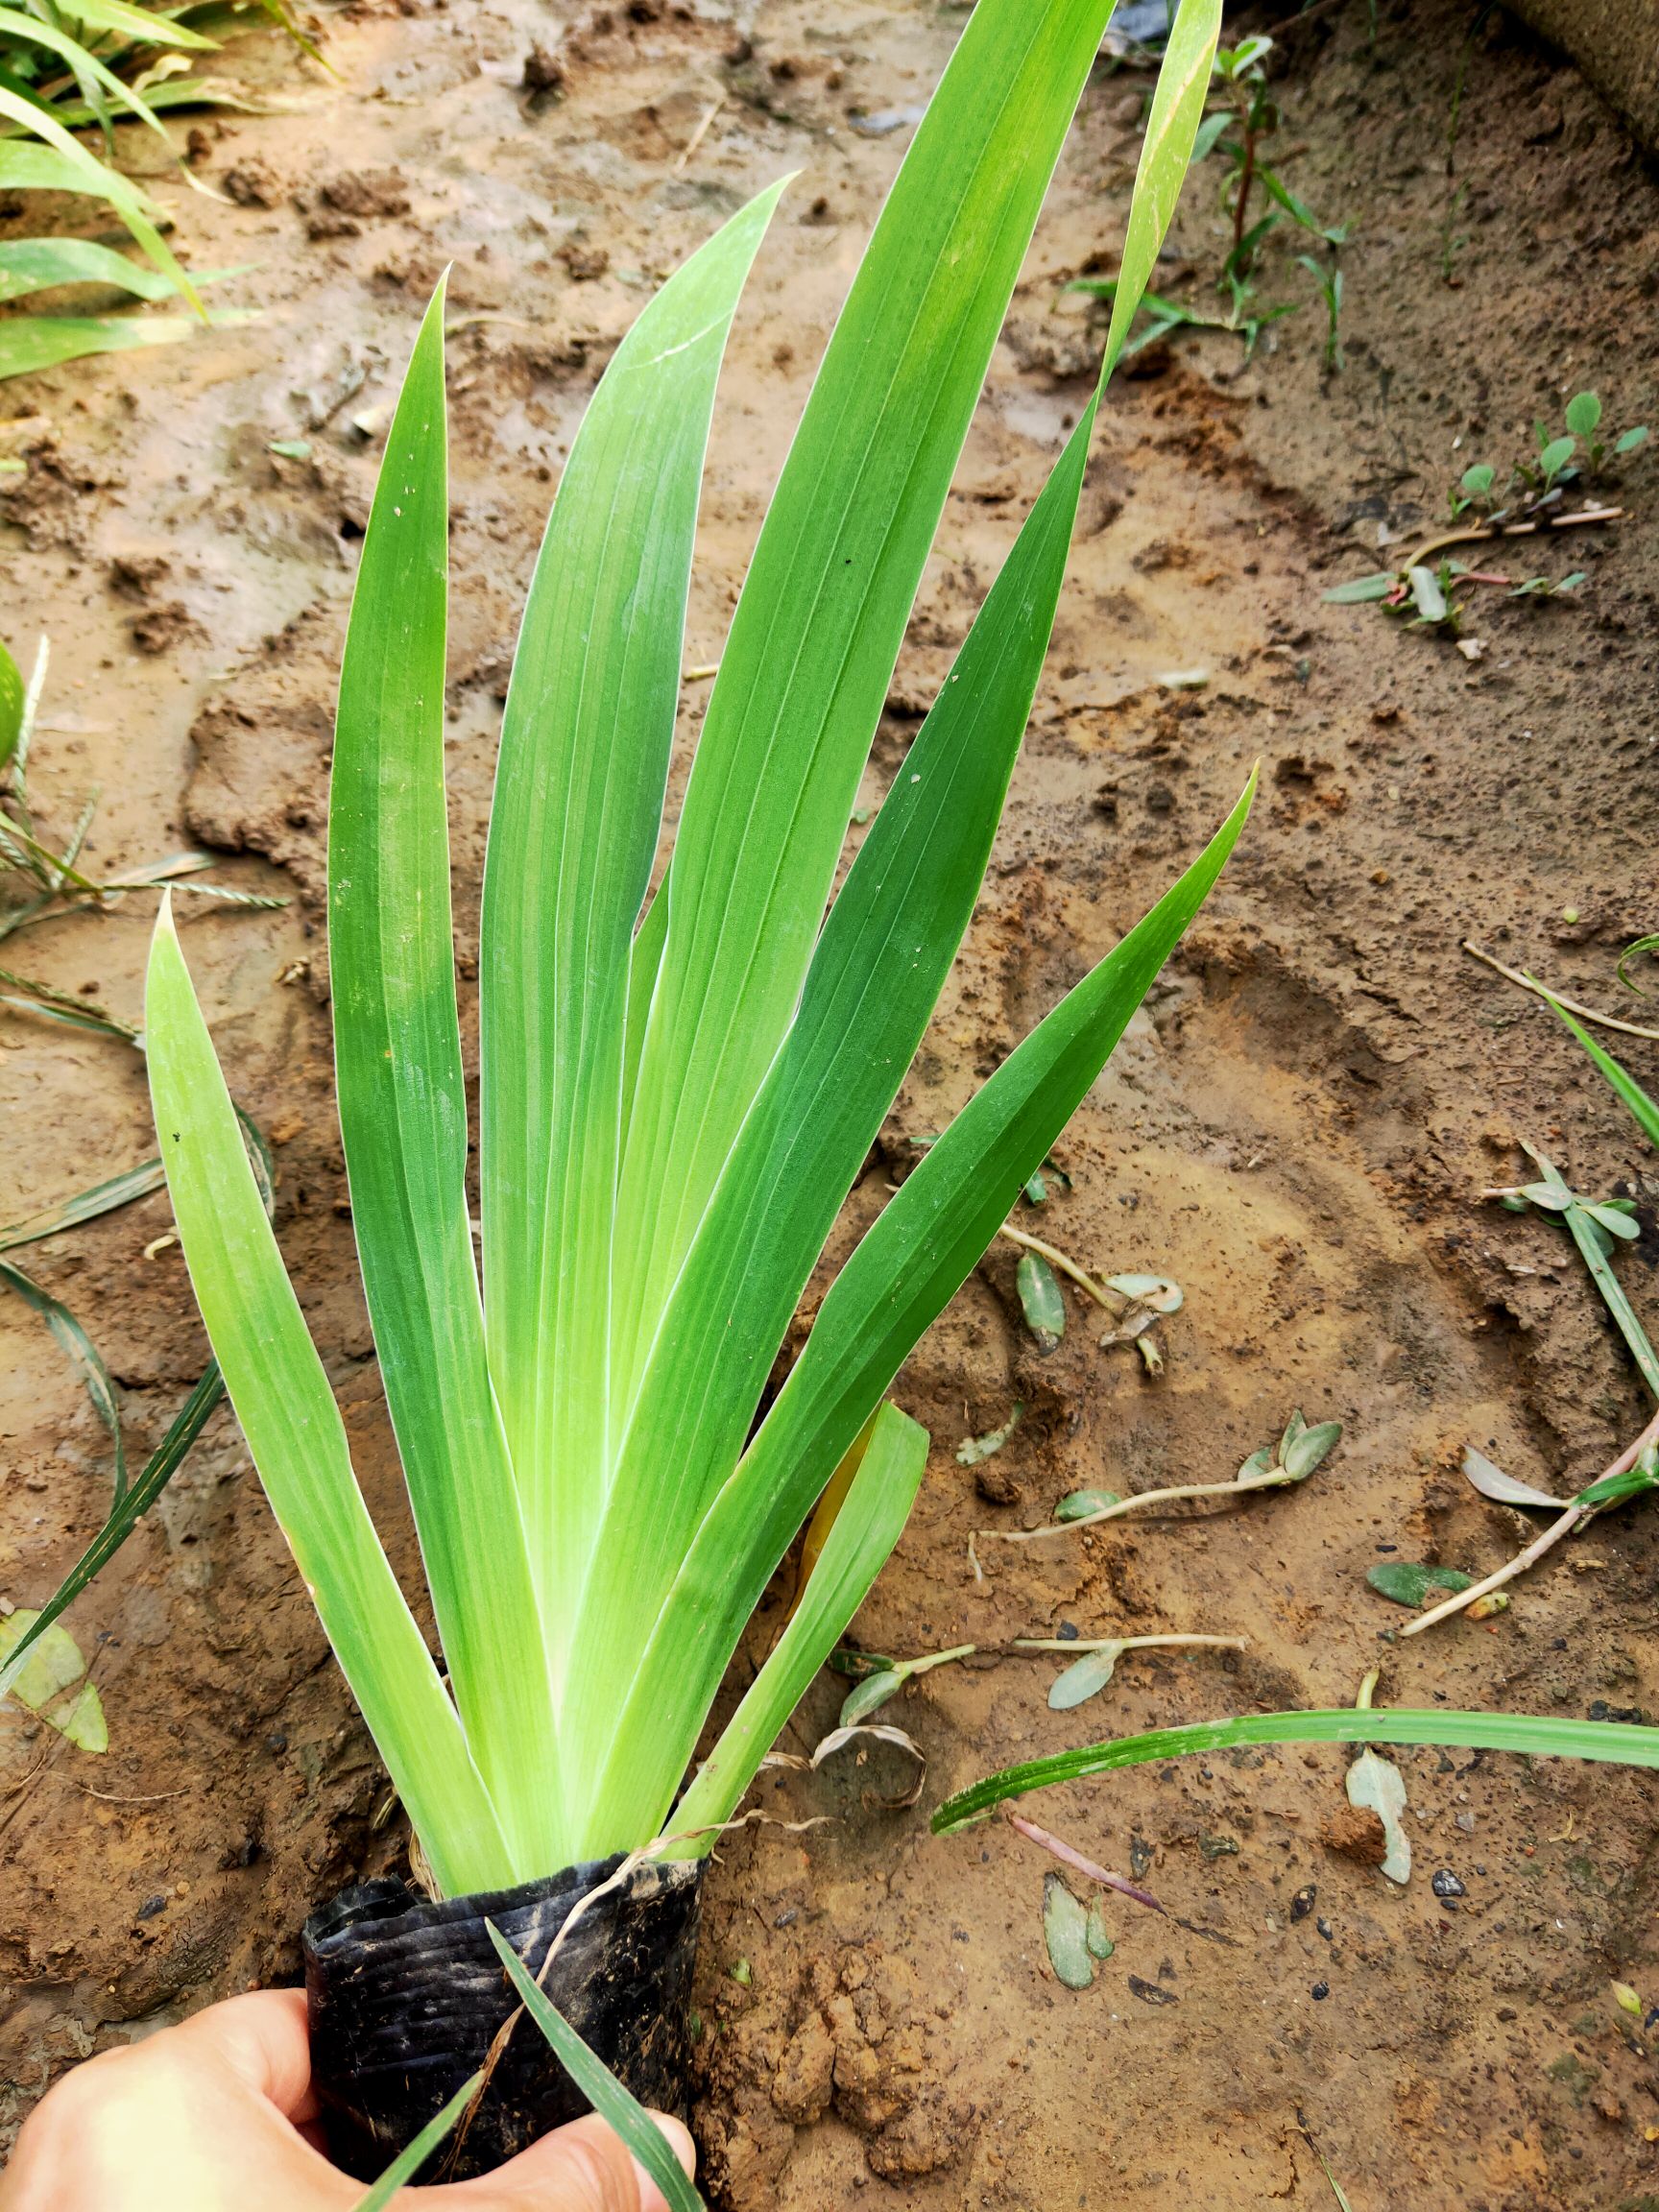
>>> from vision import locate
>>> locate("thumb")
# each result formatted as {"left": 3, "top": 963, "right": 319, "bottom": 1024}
{"left": 429, "top": 2111, "right": 696, "bottom": 2212}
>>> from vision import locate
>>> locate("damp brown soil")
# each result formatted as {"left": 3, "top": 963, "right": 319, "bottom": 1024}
{"left": 2, "top": 3, "right": 1658, "bottom": 2205}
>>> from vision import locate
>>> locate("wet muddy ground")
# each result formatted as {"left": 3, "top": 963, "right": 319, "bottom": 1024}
{"left": 3, "top": 2, "right": 1658, "bottom": 2205}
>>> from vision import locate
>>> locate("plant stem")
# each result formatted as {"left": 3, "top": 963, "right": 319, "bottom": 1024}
{"left": 906, "top": 1642, "right": 976, "bottom": 1676}
{"left": 1008, "top": 1812, "right": 1164, "bottom": 1912}
{"left": 1462, "top": 940, "right": 1659, "bottom": 1043}
{"left": 996, "top": 1220, "right": 1118, "bottom": 1310}
{"left": 1404, "top": 503, "right": 1622, "bottom": 573}
{"left": 1399, "top": 1400, "right": 1659, "bottom": 1638}
{"left": 1232, "top": 116, "right": 1257, "bottom": 255}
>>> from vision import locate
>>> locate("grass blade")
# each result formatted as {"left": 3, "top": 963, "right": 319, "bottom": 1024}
{"left": 0, "top": 964, "right": 139, "bottom": 1043}
{"left": 478, "top": 181, "right": 785, "bottom": 1657}
{"left": 665, "top": 1401, "right": 927, "bottom": 1854}
{"left": 1545, "top": 991, "right": 1659, "bottom": 1151}
{"left": 1563, "top": 1196, "right": 1659, "bottom": 1403}
{"left": 1098, "top": 0, "right": 1222, "bottom": 382}
{"left": 930, "top": 1706, "right": 1659, "bottom": 1831}
{"left": 585, "top": 780, "right": 1253, "bottom": 1847}
{"left": 485, "top": 1923, "right": 704, "bottom": 2212}
{"left": 0, "top": 309, "right": 252, "bottom": 382}
{"left": 0, "top": 1256, "right": 125, "bottom": 1497}
{"left": 349, "top": 2068, "right": 485, "bottom": 2211}
{"left": 614, "top": 0, "right": 1127, "bottom": 1376}
{"left": 330, "top": 280, "right": 560, "bottom": 1870}
{"left": 0, "top": 636, "right": 20, "bottom": 774}
{"left": 145, "top": 894, "right": 517, "bottom": 1897}
{"left": 0, "top": 88, "right": 200, "bottom": 308}
{"left": 0, "top": 237, "right": 224, "bottom": 303}
{"left": 0, "top": 1364, "right": 222, "bottom": 1705}
{"left": 51, "top": 0, "right": 216, "bottom": 50}
{"left": 0, "top": 6, "right": 184, "bottom": 159}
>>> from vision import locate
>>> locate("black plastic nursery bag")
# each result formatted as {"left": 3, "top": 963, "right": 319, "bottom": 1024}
{"left": 303, "top": 1850, "right": 704, "bottom": 2182}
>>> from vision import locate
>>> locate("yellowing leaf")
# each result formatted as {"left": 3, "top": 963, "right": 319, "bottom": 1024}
{"left": 0, "top": 1610, "right": 107, "bottom": 1751}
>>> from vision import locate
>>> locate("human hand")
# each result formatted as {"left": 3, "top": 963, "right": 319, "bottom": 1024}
{"left": 0, "top": 1989, "right": 695, "bottom": 2212}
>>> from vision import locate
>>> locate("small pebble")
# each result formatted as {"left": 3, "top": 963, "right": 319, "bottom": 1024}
{"left": 1431, "top": 1869, "right": 1466, "bottom": 1901}
{"left": 1316, "top": 1916, "right": 1334, "bottom": 1942}
{"left": 1310, "top": 1982, "right": 1330, "bottom": 2002}
{"left": 1290, "top": 1884, "right": 1316, "bottom": 1921}
{"left": 135, "top": 1894, "right": 168, "bottom": 1921}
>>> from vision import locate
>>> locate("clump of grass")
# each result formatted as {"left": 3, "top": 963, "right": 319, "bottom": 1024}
{"left": 0, "top": 1150, "right": 231, "bottom": 1714}
{"left": 141, "top": 0, "right": 1242, "bottom": 1898}
{"left": 0, "top": 0, "right": 314, "bottom": 378}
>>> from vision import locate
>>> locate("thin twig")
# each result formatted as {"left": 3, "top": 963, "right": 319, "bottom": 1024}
{"left": 673, "top": 91, "right": 725, "bottom": 173}
{"left": 1399, "top": 1400, "right": 1659, "bottom": 1637}
{"left": 1008, "top": 1813, "right": 1164, "bottom": 1913}
{"left": 1008, "top": 1633, "right": 1246, "bottom": 1658}
{"left": 1462, "top": 939, "right": 1659, "bottom": 1043}
{"left": 972, "top": 1464, "right": 1293, "bottom": 1578}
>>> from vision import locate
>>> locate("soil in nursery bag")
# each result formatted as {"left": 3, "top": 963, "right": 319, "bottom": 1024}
{"left": 304, "top": 1852, "right": 703, "bottom": 2182}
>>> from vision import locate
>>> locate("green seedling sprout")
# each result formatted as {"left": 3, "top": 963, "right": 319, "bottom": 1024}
{"left": 1067, "top": 30, "right": 1345, "bottom": 366}
{"left": 140, "top": 0, "right": 1242, "bottom": 1899}
{"left": 996, "top": 1217, "right": 1181, "bottom": 1369}
{"left": 1397, "top": 1422, "right": 1659, "bottom": 1641}
{"left": 1616, "top": 933, "right": 1659, "bottom": 999}
{"left": 1485, "top": 1142, "right": 1658, "bottom": 1399}
{"left": 832, "top": 1631, "right": 1246, "bottom": 1726}
{"left": 1438, "top": 181, "right": 1470, "bottom": 288}
{"left": 1449, "top": 461, "right": 1495, "bottom": 518}
{"left": 1327, "top": 388, "right": 1647, "bottom": 633}
{"left": 1294, "top": 252, "right": 1343, "bottom": 373}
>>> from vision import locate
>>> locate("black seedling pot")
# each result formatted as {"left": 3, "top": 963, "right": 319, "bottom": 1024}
{"left": 303, "top": 1851, "right": 704, "bottom": 2182}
